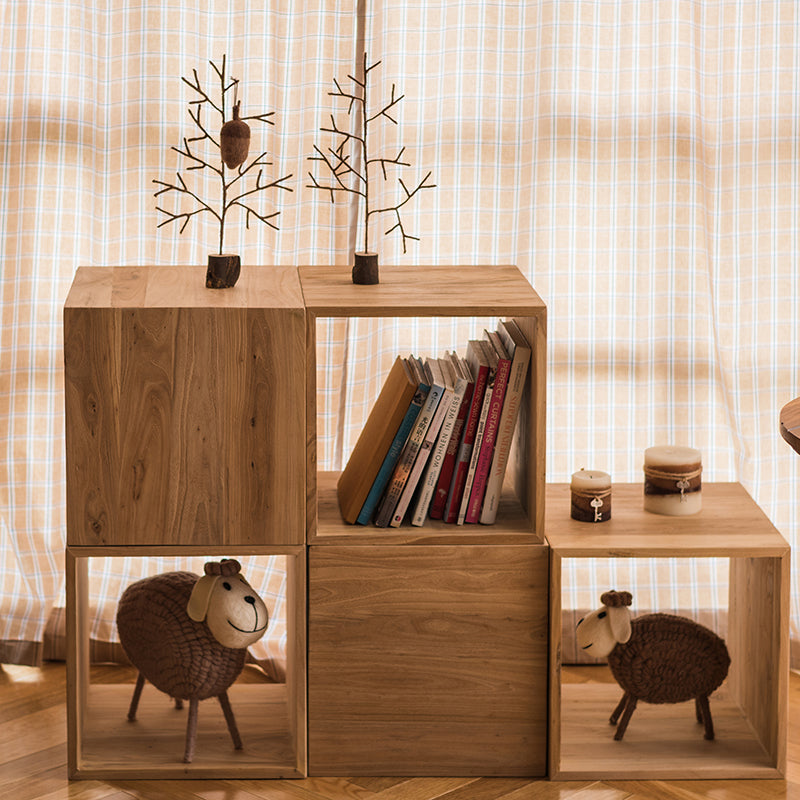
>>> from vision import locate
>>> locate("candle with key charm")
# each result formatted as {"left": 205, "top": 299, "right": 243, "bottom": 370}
{"left": 570, "top": 469, "right": 612, "bottom": 522}
{"left": 642, "top": 445, "right": 702, "bottom": 515}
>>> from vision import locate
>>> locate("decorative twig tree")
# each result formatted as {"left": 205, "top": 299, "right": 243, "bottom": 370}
{"left": 153, "top": 55, "right": 293, "bottom": 288}
{"left": 307, "top": 54, "right": 436, "bottom": 284}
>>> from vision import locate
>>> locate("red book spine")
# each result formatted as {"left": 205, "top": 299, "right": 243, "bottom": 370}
{"left": 464, "top": 356, "right": 511, "bottom": 523}
{"left": 443, "top": 366, "right": 488, "bottom": 524}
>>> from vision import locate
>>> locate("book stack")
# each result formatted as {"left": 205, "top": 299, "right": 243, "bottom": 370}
{"left": 337, "top": 319, "right": 531, "bottom": 527}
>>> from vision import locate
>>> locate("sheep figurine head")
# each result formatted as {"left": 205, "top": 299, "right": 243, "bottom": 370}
{"left": 576, "top": 590, "right": 633, "bottom": 658}
{"left": 186, "top": 558, "right": 269, "bottom": 649}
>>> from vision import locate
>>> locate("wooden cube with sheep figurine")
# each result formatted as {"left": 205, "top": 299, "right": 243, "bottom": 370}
{"left": 576, "top": 590, "right": 730, "bottom": 741}
{"left": 116, "top": 558, "right": 269, "bottom": 763}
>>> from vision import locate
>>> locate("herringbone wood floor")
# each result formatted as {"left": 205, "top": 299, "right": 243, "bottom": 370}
{"left": 2, "top": 662, "right": 799, "bottom": 800}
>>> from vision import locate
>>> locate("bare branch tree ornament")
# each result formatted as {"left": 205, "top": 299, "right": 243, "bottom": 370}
{"left": 153, "top": 56, "right": 293, "bottom": 288}
{"left": 307, "top": 54, "right": 436, "bottom": 284}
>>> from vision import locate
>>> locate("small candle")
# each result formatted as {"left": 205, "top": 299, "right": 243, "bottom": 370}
{"left": 643, "top": 445, "right": 702, "bottom": 516}
{"left": 570, "top": 469, "right": 612, "bottom": 522}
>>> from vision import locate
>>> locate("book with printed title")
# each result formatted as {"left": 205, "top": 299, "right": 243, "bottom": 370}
{"left": 374, "top": 357, "right": 445, "bottom": 527}
{"left": 479, "top": 319, "right": 531, "bottom": 524}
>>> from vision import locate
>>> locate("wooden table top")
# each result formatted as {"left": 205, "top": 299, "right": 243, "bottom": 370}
{"left": 780, "top": 396, "right": 800, "bottom": 455}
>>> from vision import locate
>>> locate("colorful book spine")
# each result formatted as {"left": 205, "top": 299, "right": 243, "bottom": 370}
{"left": 390, "top": 367, "right": 452, "bottom": 527}
{"left": 374, "top": 362, "right": 445, "bottom": 527}
{"left": 479, "top": 320, "right": 531, "bottom": 524}
{"left": 356, "top": 383, "right": 427, "bottom": 525}
{"left": 456, "top": 364, "right": 494, "bottom": 524}
{"left": 464, "top": 333, "right": 512, "bottom": 523}
{"left": 428, "top": 357, "right": 474, "bottom": 521}
{"left": 443, "top": 344, "right": 490, "bottom": 524}
{"left": 410, "top": 359, "right": 467, "bottom": 526}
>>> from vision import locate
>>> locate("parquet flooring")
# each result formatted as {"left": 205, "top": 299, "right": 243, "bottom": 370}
{"left": 2, "top": 662, "right": 799, "bottom": 800}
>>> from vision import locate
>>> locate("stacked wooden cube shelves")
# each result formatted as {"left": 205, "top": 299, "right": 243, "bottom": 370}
{"left": 300, "top": 265, "right": 549, "bottom": 776}
{"left": 63, "top": 266, "right": 308, "bottom": 779}
{"left": 64, "top": 264, "right": 789, "bottom": 781}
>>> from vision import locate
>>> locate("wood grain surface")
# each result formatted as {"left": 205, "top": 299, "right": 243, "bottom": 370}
{"left": 298, "top": 264, "right": 547, "bottom": 317}
{"left": 64, "top": 266, "right": 306, "bottom": 547}
{"left": 308, "top": 544, "right": 549, "bottom": 777}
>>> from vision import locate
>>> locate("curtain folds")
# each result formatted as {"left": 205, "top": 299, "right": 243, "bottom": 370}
{"left": 1, "top": 1, "right": 798, "bottom": 668}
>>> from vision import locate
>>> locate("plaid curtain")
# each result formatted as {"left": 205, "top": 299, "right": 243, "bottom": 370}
{"left": 2, "top": 1, "right": 798, "bottom": 667}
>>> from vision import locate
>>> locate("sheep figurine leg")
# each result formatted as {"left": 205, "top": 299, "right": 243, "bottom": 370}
{"left": 577, "top": 590, "right": 730, "bottom": 742}
{"left": 127, "top": 673, "right": 146, "bottom": 722}
{"left": 116, "top": 559, "right": 269, "bottom": 763}
{"left": 610, "top": 693, "right": 638, "bottom": 740}
{"left": 696, "top": 694, "right": 714, "bottom": 740}
{"left": 217, "top": 690, "right": 243, "bottom": 750}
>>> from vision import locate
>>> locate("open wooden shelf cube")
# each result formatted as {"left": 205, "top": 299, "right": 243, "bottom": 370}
{"left": 299, "top": 265, "right": 549, "bottom": 776}
{"left": 66, "top": 546, "right": 307, "bottom": 779}
{"left": 299, "top": 264, "right": 547, "bottom": 544}
{"left": 546, "top": 482, "right": 790, "bottom": 780}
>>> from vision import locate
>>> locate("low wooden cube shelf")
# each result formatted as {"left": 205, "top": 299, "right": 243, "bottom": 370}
{"left": 546, "top": 482, "right": 790, "bottom": 780}
{"left": 66, "top": 545, "right": 307, "bottom": 780}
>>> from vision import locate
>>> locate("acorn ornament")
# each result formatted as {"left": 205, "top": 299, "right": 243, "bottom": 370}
{"left": 220, "top": 101, "right": 251, "bottom": 170}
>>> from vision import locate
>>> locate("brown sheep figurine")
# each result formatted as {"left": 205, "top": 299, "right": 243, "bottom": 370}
{"left": 116, "top": 559, "right": 269, "bottom": 763}
{"left": 576, "top": 590, "right": 730, "bottom": 741}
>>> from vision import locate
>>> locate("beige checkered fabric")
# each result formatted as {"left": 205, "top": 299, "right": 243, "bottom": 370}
{"left": 1, "top": 2, "right": 798, "bottom": 668}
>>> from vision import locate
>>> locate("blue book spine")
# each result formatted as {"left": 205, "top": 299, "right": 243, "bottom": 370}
{"left": 356, "top": 385, "right": 428, "bottom": 525}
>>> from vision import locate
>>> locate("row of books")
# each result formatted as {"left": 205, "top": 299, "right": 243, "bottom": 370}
{"left": 337, "top": 319, "right": 531, "bottom": 527}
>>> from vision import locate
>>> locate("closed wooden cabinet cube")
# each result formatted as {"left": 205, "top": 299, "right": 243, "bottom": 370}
{"left": 308, "top": 543, "right": 549, "bottom": 776}
{"left": 64, "top": 266, "right": 305, "bottom": 547}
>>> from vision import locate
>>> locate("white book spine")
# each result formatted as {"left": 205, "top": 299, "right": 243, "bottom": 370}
{"left": 411, "top": 378, "right": 467, "bottom": 526}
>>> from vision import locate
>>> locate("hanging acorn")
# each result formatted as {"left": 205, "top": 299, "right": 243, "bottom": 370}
{"left": 220, "top": 100, "right": 251, "bottom": 170}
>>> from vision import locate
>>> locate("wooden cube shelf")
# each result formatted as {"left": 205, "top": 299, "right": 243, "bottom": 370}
{"left": 299, "top": 264, "right": 547, "bottom": 546}
{"left": 63, "top": 266, "right": 306, "bottom": 547}
{"left": 65, "top": 546, "right": 307, "bottom": 779}
{"left": 300, "top": 265, "right": 549, "bottom": 776}
{"left": 546, "top": 482, "right": 790, "bottom": 780}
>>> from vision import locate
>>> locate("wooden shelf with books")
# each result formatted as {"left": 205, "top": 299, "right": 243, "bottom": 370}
{"left": 300, "top": 264, "right": 549, "bottom": 776}
{"left": 299, "top": 264, "right": 547, "bottom": 546}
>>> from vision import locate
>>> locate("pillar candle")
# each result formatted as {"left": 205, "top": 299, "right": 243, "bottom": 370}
{"left": 643, "top": 445, "right": 702, "bottom": 516}
{"left": 570, "top": 469, "right": 612, "bottom": 522}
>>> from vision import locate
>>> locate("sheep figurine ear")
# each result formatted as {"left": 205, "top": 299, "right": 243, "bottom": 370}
{"left": 601, "top": 590, "right": 633, "bottom": 644}
{"left": 187, "top": 575, "right": 217, "bottom": 621}
{"left": 186, "top": 562, "right": 228, "bottom": 622}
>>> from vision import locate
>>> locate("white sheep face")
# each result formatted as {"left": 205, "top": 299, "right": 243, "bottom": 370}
{"left": 576, "top": 604, "right": 632, "bottom": 659}
{"left": 188, "top": 571, "right": 269, "bottom": 650}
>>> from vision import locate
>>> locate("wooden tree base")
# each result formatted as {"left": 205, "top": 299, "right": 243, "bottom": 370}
{"left": 352, "top": 252, "right": 379, "bottom": 285}
{"left": 206, "top": 254, "right": 241, "bottom": 289}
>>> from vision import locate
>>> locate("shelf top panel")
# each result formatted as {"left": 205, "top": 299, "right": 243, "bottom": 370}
{"left": 65, "top": 266, "right": 304, "bottom": 310}
{"left": 298, "top": 264, "right": 546, "bottom": 317}
{"left": 546, "top": 482, "right": 789, "bottom": 557}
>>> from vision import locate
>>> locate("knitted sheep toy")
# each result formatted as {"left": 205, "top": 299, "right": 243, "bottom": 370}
{"left": 116, "top": 559, "right": 269, "bottom": 763}
{"left": 576, "top": 590, "right": 730, "bottom": 741}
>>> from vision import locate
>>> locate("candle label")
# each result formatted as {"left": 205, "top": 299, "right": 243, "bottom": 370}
{"left": 571, "top": 490, "right": 611, "bottom": 523}
{"left": 643, "top": 466, "right": 702, "bottom": 498}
